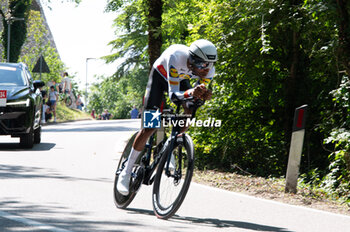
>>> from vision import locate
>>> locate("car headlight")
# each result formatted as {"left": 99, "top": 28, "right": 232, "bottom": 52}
{"left": 6, "top": 98, "right": 30, "bottom": 107}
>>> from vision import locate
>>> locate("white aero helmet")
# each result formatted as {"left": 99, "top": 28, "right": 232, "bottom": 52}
{"left": 189, "top": 39, "right": 217, "bottom": 62}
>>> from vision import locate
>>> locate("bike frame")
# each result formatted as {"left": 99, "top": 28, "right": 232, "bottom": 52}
{"left": 136, "top": 99, "right": 202, "bottom": 186}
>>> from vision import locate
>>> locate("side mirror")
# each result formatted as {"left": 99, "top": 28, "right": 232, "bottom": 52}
{"left": 33, "top": 80, "right": 45, "bottom": 90}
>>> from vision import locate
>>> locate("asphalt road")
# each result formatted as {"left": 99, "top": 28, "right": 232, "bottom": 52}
{"left": 0, "top": 119, "right": 349, "bottom": 232}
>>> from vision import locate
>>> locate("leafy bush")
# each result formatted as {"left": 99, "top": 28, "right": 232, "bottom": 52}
{"left": 320, "top": 76, "right": 350, "bottom": 202}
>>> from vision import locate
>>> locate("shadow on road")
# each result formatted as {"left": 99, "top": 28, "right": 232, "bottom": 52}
{"left": 125, "top": 208, "right": 295, "bottom": 232}
{"left": 0, "top": 164, "right": 111, "bottom": 184}
{"left": 0, "top": 142, "right": 56, "bottom": 151}
{"left": 0, "top": 200, "right": 134, "bottom": 232}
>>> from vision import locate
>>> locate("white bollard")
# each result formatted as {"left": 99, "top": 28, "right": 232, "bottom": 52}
{"left": 285, "top": 105, "right": 308, "bottom": 193}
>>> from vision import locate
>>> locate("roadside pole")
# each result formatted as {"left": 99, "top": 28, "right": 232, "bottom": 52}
{"left": 285, "top": 105, "right": 308, "bottom": 193}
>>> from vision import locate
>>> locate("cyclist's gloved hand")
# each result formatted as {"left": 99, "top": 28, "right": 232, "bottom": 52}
{"left": 201, "top": 89, "right": 212, "bottom": 100}
{"left": 192, "top": 84, "right": 206, "bottom": 98}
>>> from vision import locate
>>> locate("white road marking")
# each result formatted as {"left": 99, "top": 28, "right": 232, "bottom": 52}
{"left": 0, "top": 210, "right": 74, "bottom": 232}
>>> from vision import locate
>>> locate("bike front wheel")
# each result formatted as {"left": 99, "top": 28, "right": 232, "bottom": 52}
{"left": 152, "top": 134, "right": 195, "bottom": 219}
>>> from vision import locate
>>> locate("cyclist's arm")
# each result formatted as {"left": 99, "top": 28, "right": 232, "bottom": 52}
{"left": 192, "top": 68, "right": 215, "bottom": 100}
{"left": 166, "top": 55, "right": 193, "bottom": 102}
{"left": 166, "top": 56, "right": 215, "bottom": 102}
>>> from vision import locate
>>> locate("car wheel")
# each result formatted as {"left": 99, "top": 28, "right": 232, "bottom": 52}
{"left": 20, "top": 129, "right": 34, "bottom": 149}
{"left": 34, "top": 126, "right": 41, "bottom": 144}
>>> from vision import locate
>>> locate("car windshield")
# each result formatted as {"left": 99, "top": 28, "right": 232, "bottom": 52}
{"left": 0, "top": 66, "right": 26, "bottom": 86}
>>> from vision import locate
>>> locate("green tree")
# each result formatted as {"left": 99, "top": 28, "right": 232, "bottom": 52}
{"left": 105, "top": 0, "right": 148, "bottom": 77}
{"left": 93, "top": 0, "right": 164, "bottom": 118}
{"left": 0, "top": 0, "right": 32, "bottom": 62}
{"left": 186, "top": 0, "right": 343, "bottom": 176}
{"left": 19, "top": 9, "right": 65, "bottom": 84}
{"left": 88, "top": 67, "right": 148, "bottom": 118}
{"left": 317, "top": 0, "right": 350, "bottom": 202}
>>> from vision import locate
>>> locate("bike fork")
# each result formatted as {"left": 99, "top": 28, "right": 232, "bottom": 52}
{"left": 165, "top": 130, "right": 179, "bottom": 176}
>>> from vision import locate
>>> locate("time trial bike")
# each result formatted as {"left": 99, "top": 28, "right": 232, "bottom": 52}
{"left": 113, "top": 99, "right": 203, "bottom": 219}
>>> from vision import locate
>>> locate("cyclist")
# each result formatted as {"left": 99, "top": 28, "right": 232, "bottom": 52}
{"left": 117, "top": 39, "right": 217, "bottom": 195}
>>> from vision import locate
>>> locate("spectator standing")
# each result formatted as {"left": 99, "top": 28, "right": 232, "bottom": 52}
{"left": 62, "top": 72, "right": 72, "bottom": 95}
{"left": 130, "top": 106, "right": 139, "bottom": 119}
{"left": 48, "top": 86, "right": 58, "bottom": 122}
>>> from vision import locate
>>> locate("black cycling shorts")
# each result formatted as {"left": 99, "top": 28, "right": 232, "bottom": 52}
{"left": 143, "top": 68, "right": 192, "bottom": 110}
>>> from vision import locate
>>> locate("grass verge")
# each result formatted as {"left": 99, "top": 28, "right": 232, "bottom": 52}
{"left": 193, "top": 169, "right": 350, "bottom": 216}
{"left": 52, "top": 102, "right": 92, "bottom": 123}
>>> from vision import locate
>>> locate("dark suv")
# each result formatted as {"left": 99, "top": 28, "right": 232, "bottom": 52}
{"left": 0, "top": 62, "right": 45, "bottom": 148}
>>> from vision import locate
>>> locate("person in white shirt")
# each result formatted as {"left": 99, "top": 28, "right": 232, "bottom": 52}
{"left": 62, "top": 72, "right": 72, "bottom": 94}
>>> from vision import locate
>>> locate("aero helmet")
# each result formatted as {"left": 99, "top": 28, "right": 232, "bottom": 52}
{"left": 189, "top": 39, "right": 217, "bottom": 62}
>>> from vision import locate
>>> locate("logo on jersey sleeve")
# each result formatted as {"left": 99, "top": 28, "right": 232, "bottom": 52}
{"left": 169, "top": 66, "right": 179, "bottom": 78}
{"left": 157, "top": 65, "right": 167, "bottom": 78}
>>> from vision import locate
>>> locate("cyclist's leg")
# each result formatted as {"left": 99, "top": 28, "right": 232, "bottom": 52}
{"left": 116, "top": 148, "right": 142, "bottom": 195}
{"left": 134, "top": 67, "right": 168, "bottom": 152}
{"left": 117, "top": 68, "right": 167, "bottom": 195}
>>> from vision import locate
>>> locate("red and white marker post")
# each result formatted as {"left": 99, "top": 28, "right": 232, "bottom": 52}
{"left": 285, "top": 105, "right": 308, "bottom": 193}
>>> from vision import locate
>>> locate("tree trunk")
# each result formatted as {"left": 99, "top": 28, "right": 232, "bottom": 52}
{"left": 146, "top": 0, "right": 163, "bottom": 70}
{"left": 336, "top": 0, "right": 350, "bottom": 75}
{"left": 284, "top": 30, "right": 300, "bottom": 145}
{"left": 284, "top": 0, "right": 303, "bottom": 154}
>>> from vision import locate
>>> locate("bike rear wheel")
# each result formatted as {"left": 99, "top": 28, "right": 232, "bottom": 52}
{"left": 113, "top": 132, "right": 144, "bottom": 209}
{"left": 152, "top": 134, "right": 194, "bottom": 219}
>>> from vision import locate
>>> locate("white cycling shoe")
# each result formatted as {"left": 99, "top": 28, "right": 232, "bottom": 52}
{"left": 117, "top": 170, "right": 131, "bottom": 196}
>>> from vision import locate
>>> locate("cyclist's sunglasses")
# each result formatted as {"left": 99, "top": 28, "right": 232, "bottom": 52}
{"left": 190, "top": 56, "right": 215, "bottom": 70}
